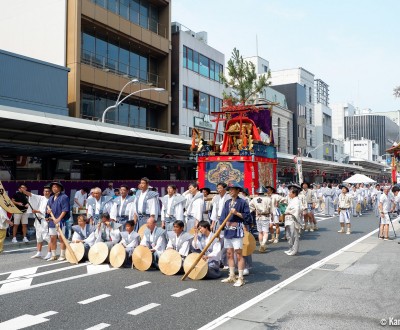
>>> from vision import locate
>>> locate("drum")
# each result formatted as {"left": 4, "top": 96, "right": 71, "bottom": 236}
{"left": 109, "top": 243, "right": 126, "bottom": 268}
{"left": 159, "top": 249, "right": 182, "bottom": 276}
{"left": 138, "top": 224, "right": 147, "bottom": 239}
{"left": 132, "top": 245, "right": 153, "bottom": 271}
{"left": 66, "top": 242, "right": 85, "bottom": 264}
{"left": 183, "top": 253, "right": 208, "bottom": 280}
{"left": 88, "top": 242, "right": 110, "bottom": 265}
{"left": 242, "top": 231, "right": 256, "bottom": 256}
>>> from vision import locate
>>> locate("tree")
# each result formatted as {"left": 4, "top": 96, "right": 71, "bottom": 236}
{"left": 221, "top": 48, "right": 270, "bottom": 104}
{"left": 394, "top": 86, "right": 400, "bottom": 98}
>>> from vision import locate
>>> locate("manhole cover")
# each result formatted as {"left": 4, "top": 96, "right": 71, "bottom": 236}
{"left": 319, "top": 263, "right": 339, "bottom": 270}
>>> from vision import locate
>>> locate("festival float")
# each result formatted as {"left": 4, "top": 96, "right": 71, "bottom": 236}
{"left": 386, "top": 143, "right": 400, "bottom": 184}
{"left": 190, "top": 100, "right": 278, "bottom": 194}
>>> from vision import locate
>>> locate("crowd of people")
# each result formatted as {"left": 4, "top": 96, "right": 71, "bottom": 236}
{"left": 0, "top": 178, "right": 398, "bottom": 287}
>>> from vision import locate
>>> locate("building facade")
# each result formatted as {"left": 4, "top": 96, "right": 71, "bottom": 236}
{"left": 331, "top": 102, "right": 357, "bottom": 141}
{"left": 171, "top": 22, "right": 224, "bottom": 140}
{"left": 270, "top": 68, "right": 315, "bottom": 156}
{"left": 344, "top": 115, "right": 399, "bottom": 156}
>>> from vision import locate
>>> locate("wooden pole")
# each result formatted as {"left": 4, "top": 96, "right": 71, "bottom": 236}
{"left": 181, "top": 210, "right": 233, "bottom": 281}
{"left": 47, "top": 206, "right": 79, "bottom": 264}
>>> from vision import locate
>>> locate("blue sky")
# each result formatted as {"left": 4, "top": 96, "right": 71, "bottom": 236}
{"left": 172, "top": 0, "right": 400, "bottom": 112}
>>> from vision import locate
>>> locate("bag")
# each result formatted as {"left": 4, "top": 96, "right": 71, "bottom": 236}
{"left": 224, "top": 227, "right": 237, "bottom": 239}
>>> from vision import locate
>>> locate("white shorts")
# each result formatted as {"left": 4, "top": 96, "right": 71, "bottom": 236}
{"left": 48, "top": 225, "right": 65, "bottom": 236}
{"left": 380, "top": 214, "right": 390, "bottom": 225}
{"left": 339, "top": 209, "right": 351, "bottom": 224}
{"left": 34, "top": 220, "right": 50, "bottom": 243}
{"left": 256, "top": 219, "right": 269, "bottom": 232}
{"left": 13, "top": 213, "right": 29, "bottom": 225}
{"left": 224, "top": 237, "right": 243, "bottom": 250}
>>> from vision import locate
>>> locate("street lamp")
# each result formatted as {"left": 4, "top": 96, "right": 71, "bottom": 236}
{"left": 306, "top": 142, "right": 334, "bottom": 158}
{"left": 101, "top": 86, "right": 165, "bottom": 123}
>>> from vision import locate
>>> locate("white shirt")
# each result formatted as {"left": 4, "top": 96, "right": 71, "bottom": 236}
{"left": 167, "top": 233, "right": 190, "bottom": 257}
{"left": 140, "top": 230, "right": 166, "bottom": 253}
{"left": 74, "top": 191, "right": 87, "bottom": 208}
{"left": 137, "top": 190, "right": 148, "bottom": 214}
{"left": 192, "top": 233, "right": 221, "bottom": 263}
{"left": 379, "top": 193, "right": 391, "bottom": 214}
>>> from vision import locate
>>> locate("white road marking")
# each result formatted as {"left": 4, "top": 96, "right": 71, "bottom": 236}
{"left": 0, "top": 263, "right": 89, "bottom": 285}
{"left": 35, "top": 311, "right": 58, "bottom": 318}
{"left": 125, "top": 281, "right": 151, "bottom": 289}
{"left": 0, "top": 267, "right": 117, "bottom": 296}
{"left": 0, "top": 261, "right": 68, "bottom": 276}
{"left": 171, "top": 288, "right": 197, "bottom": 297}
{"left": 7, "top": 267, "right": 38, "bottom": 279}
{"left": 78, "top": 294, "right": 111, "bottom": 305}
{"left": 199, "top": 227, "right": 380, "bottom": 330}
{"left": 0, "top": 278, "right": 33, "bottom": 293}
{"left": 85, "top": 323, "right": 110, "bottom": 330}
{"left": 127, "top": 303, "right": 160, "bottom": 316}
{"left": 3, "top": 246, "right": 37, "bottom": 253}
{"left": 87, "top": 264, "right": 112, "bottom": 274}
{"left": 0, "top": 310, "right": 58, "bottom": 330}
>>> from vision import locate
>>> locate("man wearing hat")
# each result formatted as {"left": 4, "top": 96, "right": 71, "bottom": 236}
{"left": 219, "top": 181, "right": 251, "bottom": 287}
{"left": 249, "top": 186, "right": 271, "bottom": 252}
{"left": 160, "top": 184, "right": 185, "bottom": 232}
{"left": 299, "top": 182, "right": 317, "bottom": 232}
{"left": 184, "top": 182, "right": 204, "bottom": 232}
{"left": 21, "top": 185, "right": 52, "bottom": 259}
{"left": 110, "top": 184, "right": 135, "bottom": 229}
{"left": 284, "top": 183, "right": 302, "bottom": 256}
{"left": 87, "top": 187, "right": 113, "bottom": 226}
{"left": 266, "top": 185, "right": 285, "bottom": 243}
{"left": 337, "top": 186, "right": 353, "bottom": 234}
{"left": 46, "top": 181, "right": 70, "bottom": 261}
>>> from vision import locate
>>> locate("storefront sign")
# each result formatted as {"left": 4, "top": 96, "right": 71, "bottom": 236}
{"left": 194, "top": 116, "right": 216, "bottom": 130}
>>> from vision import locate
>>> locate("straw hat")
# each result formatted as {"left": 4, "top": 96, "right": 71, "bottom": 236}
{"left": 88, "top": 242, "right": 109, "bottom": 265}
{"left": 109, "top": 243, "right": 126, "bottom": 268}
{"left": 159, "top": 249, "right": 182, "bottom": 275}
{"left": 242, "top": 231, "right": 256, "bottom": 256}
{"left": 138, "top": 224, "right": 147, "bottom": 239}
{"left": 183, "top": 253, "right": 208, "bottom": 280}
{"left": 66, "top": 242, "right": 84, "bottom": 263}
{"left": 188, "top": 227, "right": 197, "bottom": 235}
{"left": 132, "top": 245, "right": 152, "bottom": 271}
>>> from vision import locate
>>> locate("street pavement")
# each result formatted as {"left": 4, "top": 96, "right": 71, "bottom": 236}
{"left": 0, "top": 209, "right": 390, "bottom": 330}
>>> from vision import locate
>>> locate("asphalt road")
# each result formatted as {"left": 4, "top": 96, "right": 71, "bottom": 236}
{"left": 0, "top": 210, "right": 380, "bottom": 330}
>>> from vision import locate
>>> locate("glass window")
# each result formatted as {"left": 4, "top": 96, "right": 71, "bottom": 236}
{"left": 95, "top": 38, "right": 107, "bottom": 68}
{"left": 187, "top": 48, "right": 193, "bottom": 70}
{"left": 95, "top": 95, "right": 107, "bottom": 120}
{"left": 199, "top": 92, "right": 209, "bottom": 114}
{"left": 139, "top": 55, "right": 148, "bottom": 82}
{"left": 139, "top": 106, "right": 147, "bottom": 128}
{"left": 215, "top": 98, "right": 222, "bottom": 112}
{"left": 108, "top": 0, "right": 119, "bottom": 14}
{"left": 309, "top": 87, "right": 312, "bottom": 102}
{"left": 95, "top": 0, "right": 106, "bottom": 8}
{"left": 199, "top": 54, "right": 209, "bottom": 77}
{"left": 149, "top": 5, "right": 159, "bottom": 33}
{"left": 108, "top": 42, "right": 119, "bottom": 72}
{"left": 187, "top": 88, "right": 194, "bottom": 110}
{"left": 82, "top": 33, "right": 95, "bottom": 63}
{"left": 209, "top": 95, "right": 215, "bottom": 112}
{"left": 209, "top": 60, "right": 215, "bottom": 80}
{"left": 183, "top": 46, "right": 187, "bottom": 68}
{"left": 139, "top": 1, "right": 149, "bottom": 29}
{"left": 81, "top": 92, "right": 95, "bottom": 118}
{"left": 119, "top": 0, "right": 129, "bottom": 20}
{"left": 119, "top": 47, "right": 129, "bottom": 75}
{"left": 219, "top": 64, "right": 223, "bottom": 82}
{"left": 129, "top": 104, "right": 139, "bottom": 127}
{"left": 118, "top": 102, "right": 129, "bottom": 125}
{"left": 182, "top": 86, "right": 187, "bottom": 109}
{"left": 129, "top": 52, "right": 139, "bottom": 78}
{"left": 193, "top": 90, "right": 199, "bottom": 110}
{"left": 193, "top": 51, "right": 199, "bottom": 73}
{"left": 129, "top": 0, "right": 140, "bottom": 25}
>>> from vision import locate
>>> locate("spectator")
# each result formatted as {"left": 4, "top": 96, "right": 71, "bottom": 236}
{"left": 11, "top": 184, "right": 30, "bottom": 243}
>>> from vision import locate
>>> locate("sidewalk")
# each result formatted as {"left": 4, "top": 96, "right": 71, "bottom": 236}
{"left": 212, "top": 220, "right": 400, "bottom": 330}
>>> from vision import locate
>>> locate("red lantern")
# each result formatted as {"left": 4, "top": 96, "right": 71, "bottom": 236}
{"left": 322, "top": 171, "right": 326, "bottom": 176}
